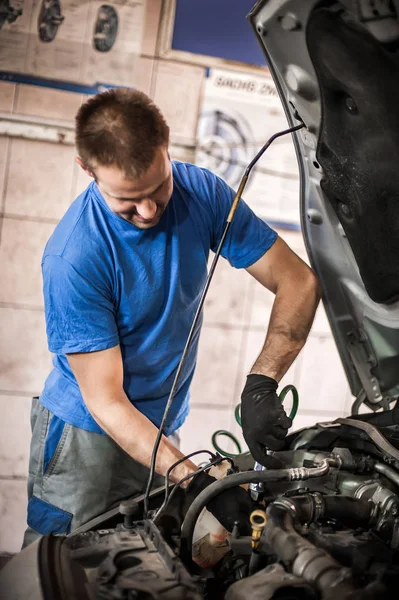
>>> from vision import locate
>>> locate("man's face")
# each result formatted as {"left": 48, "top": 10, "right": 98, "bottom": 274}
{"left": 88, "top": 145, "right": 173, "bottom": 229}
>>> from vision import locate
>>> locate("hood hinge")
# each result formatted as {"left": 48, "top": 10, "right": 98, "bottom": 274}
{"left": 347, "top": 329, "right": 383, "bottom": 406}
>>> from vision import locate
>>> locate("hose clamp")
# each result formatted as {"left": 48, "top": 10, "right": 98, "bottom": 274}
{"left": 290, "top": 467, "right": 309, "bottom": 481}
{"left": 309, "top": 492, "right": 324, "bottom": 522}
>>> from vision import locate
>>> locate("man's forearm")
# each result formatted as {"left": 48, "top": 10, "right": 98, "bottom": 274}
{"left": 251, "top": 270, "right": 321, "bottom": 382}
{"left": 86, "top": 392, "right": 197, "bottom": 484}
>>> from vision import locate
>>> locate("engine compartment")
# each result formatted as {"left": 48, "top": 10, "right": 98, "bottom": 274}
{"left": 3, "top": 412, "right": 399, "bottom": 599}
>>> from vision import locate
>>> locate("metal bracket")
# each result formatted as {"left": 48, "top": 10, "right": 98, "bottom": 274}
{"left": 347, "top": 329, "right": 383, "bottom": 407}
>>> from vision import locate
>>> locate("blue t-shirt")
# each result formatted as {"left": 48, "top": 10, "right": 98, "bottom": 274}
{"left": 40, "top": 162, "right": 277, "bottom": 434}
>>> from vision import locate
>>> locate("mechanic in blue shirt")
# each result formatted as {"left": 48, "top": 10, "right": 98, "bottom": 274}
{"left": 23, "top": 89, "right": 320, "bottom": 545}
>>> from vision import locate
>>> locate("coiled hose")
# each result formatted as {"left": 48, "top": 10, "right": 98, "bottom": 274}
{"left": 212, "top": 384, "right": 299, "bottom": 457}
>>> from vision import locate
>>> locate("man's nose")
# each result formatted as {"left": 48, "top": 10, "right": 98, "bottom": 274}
{"left": 136, "top": 199, "right": 157, "bottom": 220}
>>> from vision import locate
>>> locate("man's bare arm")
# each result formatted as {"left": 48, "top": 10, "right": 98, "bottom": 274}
{"left": 67, "top": 345, "right": 197, "bottom": 484}
{"left": 246, "top": 236, "right": 321, "bottom": 381}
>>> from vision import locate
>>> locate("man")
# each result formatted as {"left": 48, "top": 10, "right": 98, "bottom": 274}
{"left": 24, "top": 89, "right": 320, "bottom": 546}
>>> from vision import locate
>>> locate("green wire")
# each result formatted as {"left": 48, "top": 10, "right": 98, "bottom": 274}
{"left": 234, "top": 403, "right": 242, "bottom": 427}
{"left": 279, "top": 384, "right": 299, "bottom": 421}
{"left": 211, "top": 430, "right": 243, "bottom": 458}
{"left": 212, "top": 384, "right": 299, "bottom": 458}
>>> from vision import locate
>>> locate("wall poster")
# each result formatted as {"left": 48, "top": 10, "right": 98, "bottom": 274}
{"left": 0, "top": 0, "right": 146, "bottom": 88}
{"left": 196, "top": 68, "right": 301, "bottom": 228}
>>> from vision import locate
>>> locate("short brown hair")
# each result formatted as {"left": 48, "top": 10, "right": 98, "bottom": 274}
{"left": 75, "top": 88, "right": 169, "bottom": 178}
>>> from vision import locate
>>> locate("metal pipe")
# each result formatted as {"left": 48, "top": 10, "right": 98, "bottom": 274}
{"left": 336, "top": 418, "right": 399, "bottom": 463}
{"left": 374, "top": 461, "right": 399, "bottom": 488}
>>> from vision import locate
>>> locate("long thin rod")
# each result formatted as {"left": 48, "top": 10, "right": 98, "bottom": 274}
{"left": 143, "top": 122, "right": 305, "bottom": 516}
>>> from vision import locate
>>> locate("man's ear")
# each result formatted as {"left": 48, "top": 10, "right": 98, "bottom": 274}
{"left": 75, "top": 157, "right": 94, "bottom": 178}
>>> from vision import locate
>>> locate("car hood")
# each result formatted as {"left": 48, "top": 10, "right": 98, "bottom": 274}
{"left": 248, "top": 0, "right": 399, "bottom": 412}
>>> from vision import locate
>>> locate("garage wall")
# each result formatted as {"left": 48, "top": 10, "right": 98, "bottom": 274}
{"left": 0, "top": 0, "right": 352, "bottom": 553}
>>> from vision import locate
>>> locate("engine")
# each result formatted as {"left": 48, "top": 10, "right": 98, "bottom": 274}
{"left": 1, "top": 413, "right": 399, "bottom": 599}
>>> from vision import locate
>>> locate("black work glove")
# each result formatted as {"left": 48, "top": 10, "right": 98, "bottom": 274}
{"left": 241, "top": 374, "right": 292, "bottom": 465}
{"left": 185, "top": 471, "right": 254, "bottom": 535}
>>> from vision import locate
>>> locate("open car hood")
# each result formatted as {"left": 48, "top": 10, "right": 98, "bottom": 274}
{"left": 248, "top": 0, "right": 399, "bottom": 413}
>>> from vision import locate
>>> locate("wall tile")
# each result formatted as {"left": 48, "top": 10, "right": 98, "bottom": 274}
{"left": 179, "top": 406, "right": 232, "bottom": 458}
{"left": 0, "top": 307, "right": 51, "bottom": 394}
{"left": 190, "top": 325, "right": 243, "bottom": 408}
{"left": 0, "top": 137, "right": 10, "bottom": 209}
{"left": 71, "top": 162, "right": 93, "bottom": 201}
{"left": 0, "top": 479, "right": 27, "bottom": 553}
{"left": 247, "top": 279, "right": 274, "bottom": 329}
{"left": 204, "top": 255, "right": 252, "bottom": 327}
{"left": 226, "top": 408, "right": 248, "bottom": 455}
{"left": 134, "top": 56, "right": 155, "bottom": 95}
{"left": 240, "top": 329, "right": 265, "bottom": 376}
{"left": 169, "top": 142, "right": 195, "bottom": 164}
{"left": 142, "top": 0, "right": 162, "bottom": 56}
{"left": 295, "top": 336, "right": 350, "bottom": 414}
{"left": 0, "top": 218, "right": 55, "bottom": 306}
{"left": 15, "top": 85, "right": 82, "bottom": 121}
{"left": 311, "top": 303, "right": 333, "bottom": 336}
{"left": 153, "top": 61, "right": 204, "bottom": 143}
{"left": 0, "top": 395, "right": 31, "bottom": 478}
{"left": 0, "top": 82, "right": 16, "bottom": 112}
{"left": 5, "top": 139, "right": 75, "bottom": 220}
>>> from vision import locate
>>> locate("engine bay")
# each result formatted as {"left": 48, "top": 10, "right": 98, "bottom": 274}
{"left": 4, "top": 410, "right": 398, "bottom": 599}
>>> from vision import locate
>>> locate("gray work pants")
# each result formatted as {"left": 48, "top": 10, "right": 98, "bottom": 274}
{"left": 22, "top": 398, "right": 173, "bottom": 548}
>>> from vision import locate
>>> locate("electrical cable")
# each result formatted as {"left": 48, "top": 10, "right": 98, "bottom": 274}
{"left": 212, "top": 384, "right": 300, "bottom": 458}
{"left": 160, "top": 450, "right": 217, "bottom": 512}
{"left": 198, "top": 146, "right": 300, "bottom": 180}
{"left": 154, "top": 455, "right": 231, "bottom": 521}
{"left": 143, "top": 122, "right": 305, "bottom": 517}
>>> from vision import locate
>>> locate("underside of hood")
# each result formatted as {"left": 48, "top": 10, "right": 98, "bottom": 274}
{"left": 248, "top": 0, "right": 399, "bottom": 411}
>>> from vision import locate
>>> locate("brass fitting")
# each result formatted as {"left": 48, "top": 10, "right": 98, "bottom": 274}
{"left": 250, "top": 509, "right": 267, "bottom": 550}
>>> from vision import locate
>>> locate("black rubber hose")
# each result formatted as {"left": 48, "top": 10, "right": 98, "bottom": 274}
{"left": 374, "top": 461, "right": 399, "bottom": 488}
{"left": 323, "top": 495, "right": 373, "bottom": 527}
{"left": 180, "top": 468, "right": 292, "bottom": 564}
{"left": 265, "top": 503, "right": 356, "bottom": 596}
{"left": 282, "top": 494, "right": 373, "bottom": 528}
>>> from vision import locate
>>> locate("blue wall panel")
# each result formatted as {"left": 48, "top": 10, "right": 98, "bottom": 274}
{"left": 171, "top": 1, "right": 266, "bottom": 66}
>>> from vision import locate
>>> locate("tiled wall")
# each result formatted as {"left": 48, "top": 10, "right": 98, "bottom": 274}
{"left": 0, "top": 0, "right": 351, "bottom": 553}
